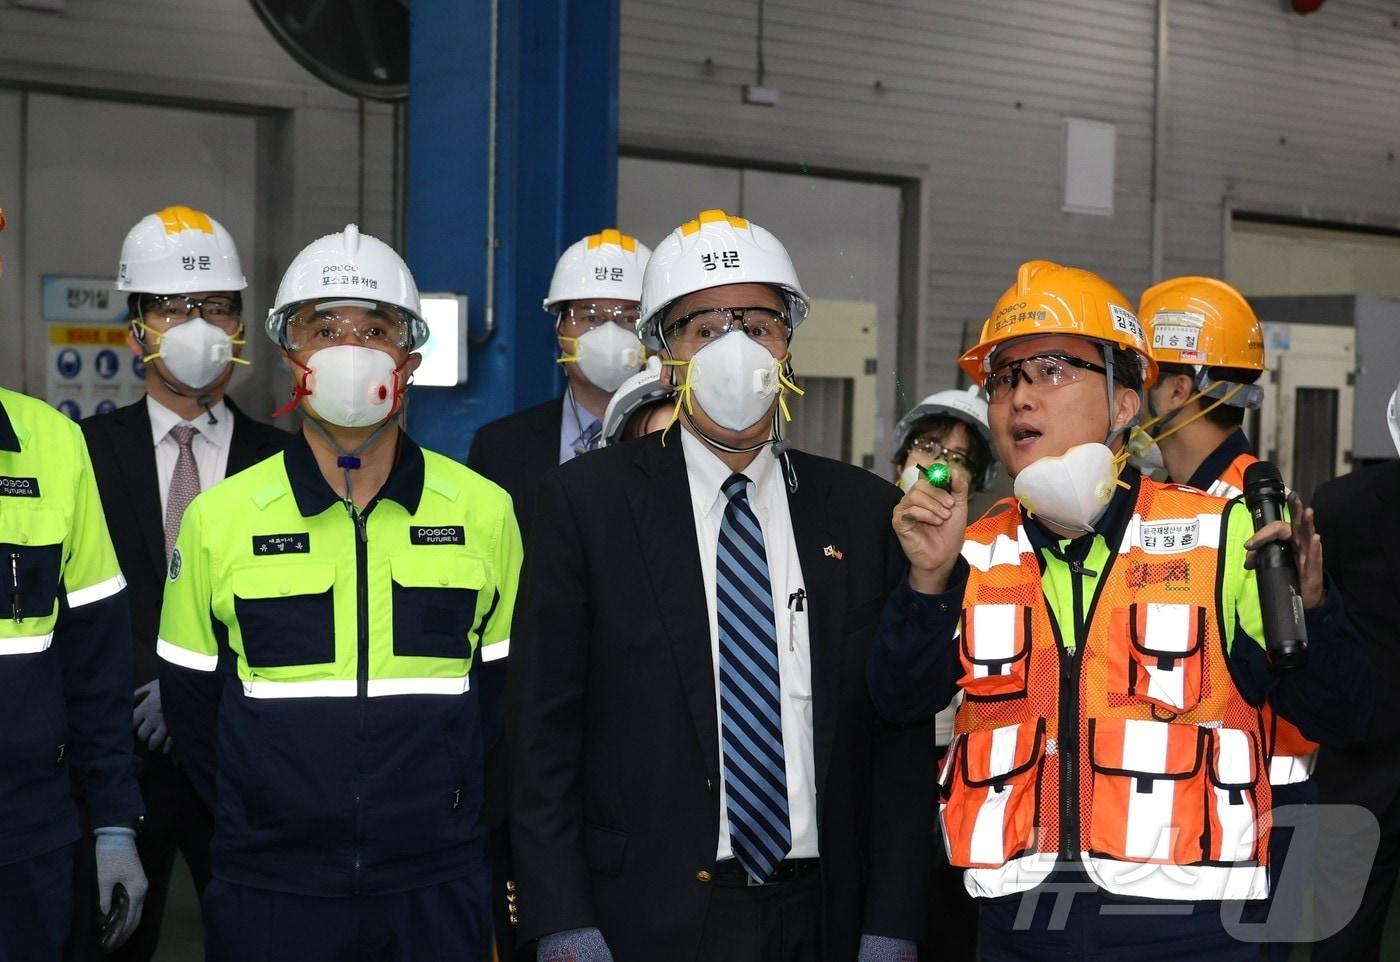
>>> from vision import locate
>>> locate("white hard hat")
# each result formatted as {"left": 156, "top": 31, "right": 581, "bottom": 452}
{"left": 894, "top": 385, "right": 997, "bottom": 490}
{"left": 543, "top": 229, "right": 651, "bottom": 313}
{"left": 595, "top": 356, "right": 676, "bottom": 449}
{"left": 264, "top": 224, "right": 428, "bottom": 350}
{"left": 637, "top": 209, "right": 809, "bottom": 350}
{"left": 117, "top": 205, "right": 246, "bottom": 294}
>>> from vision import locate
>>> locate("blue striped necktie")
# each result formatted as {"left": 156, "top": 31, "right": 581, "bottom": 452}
{"left": 716, "top": 472, "right": 791, "bottom": 882}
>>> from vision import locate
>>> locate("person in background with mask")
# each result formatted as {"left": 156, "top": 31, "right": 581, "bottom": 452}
{"left": 0, "top": 207, "right": 148, "bottom": 958}
{"left": 467, "top": 228, "right": 649, "bottom": 958}
{"left": 1134, "top": 276, "right": 1314, "bottom": 960}
{"left": 509, "top": 209, "right": 935, "bottom": 962}
{"left": 468, "top": 229, "right": 651, "bottom": 542}
{"left": 157, "top": 225, "right": 521, "bottom": 962}
{"left": 867, "top": 260, "right": 1371, "bottom": 960}
{"left": 591, "top": 355, "right": 677, "bottom": 450}
{"left": 888, "top": 385, "right": 997, "bottom": 962}
{"left": 75, "top": 205, "right": 289, "bottom": 962}
{"left": 1308, "top": 381, "right": 1400, "bottom": 962}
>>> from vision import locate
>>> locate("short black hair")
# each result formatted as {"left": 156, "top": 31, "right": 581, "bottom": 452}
{"left": 893, "top": 413, "right": 994, "bottom": 488}
{"left": 1156, "top": 362, "right": 1259, "bottom": 428}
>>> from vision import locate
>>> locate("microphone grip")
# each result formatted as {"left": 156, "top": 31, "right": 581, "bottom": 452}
{"left": 1254, "top": 563, "right": 1309, "bottom": 672}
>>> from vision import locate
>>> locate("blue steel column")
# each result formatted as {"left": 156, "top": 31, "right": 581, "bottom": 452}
{"left": 405, "top": 0, "right": 620, "bottom": 463}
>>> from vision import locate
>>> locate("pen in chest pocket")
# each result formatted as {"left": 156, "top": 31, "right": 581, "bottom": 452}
{"left": 786, "top": 588, "right": 806, "bottom": 652}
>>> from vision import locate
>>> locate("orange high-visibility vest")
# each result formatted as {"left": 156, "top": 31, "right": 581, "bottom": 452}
{"left": 941, "top": 479, "right": 1271, "bottom": 901}
{"left": 1204, "top": 448, "right": 1319, "bottom": 786}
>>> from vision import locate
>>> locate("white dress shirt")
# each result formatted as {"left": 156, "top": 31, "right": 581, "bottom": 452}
{"left": 557, "top": 387, "right": 600, "bottom": 466}
{"left": 679, "top": 429, "right": 819, "bottom": 862}
{"left": 146, "top": 395, "right": 234, "bottom": 514}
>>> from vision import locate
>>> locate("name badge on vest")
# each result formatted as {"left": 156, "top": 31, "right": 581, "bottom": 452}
{"left": 410, "top": 525, "right": 465, "bottom": 546}
{"left": 252, "top": 533, "right": 311, "bottom": 555}
{"left": 0, "top": 476, "right": 40, "bottom": 498}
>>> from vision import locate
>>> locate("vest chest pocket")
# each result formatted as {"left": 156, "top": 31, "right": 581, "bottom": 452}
{"left": 1088, "top": 717, "right": 1207, "bottom": 865}
{"left": 1207, "top": 727, "right": 1262, "bottom": 863}
{"left": 231, "top": 563, "right": 336, "bottom": 668}
{"left": 940, "top": 718, "right": 1044, "bottom": 868}
{"left": 0, "top": 508, "right": 66, "bottom": 634}
{"left": 389, "top": 554, "right": 485, "bottom": 660}
{"left": 1109, "top": 603, "right": 1205, "bottom": 714}
{"left": 958, "top": 604, "right": 1033, "bottom": 700}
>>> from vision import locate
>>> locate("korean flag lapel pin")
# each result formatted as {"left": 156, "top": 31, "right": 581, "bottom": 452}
{"left": 823, "top": 544, "right": 844, "bottom": 561}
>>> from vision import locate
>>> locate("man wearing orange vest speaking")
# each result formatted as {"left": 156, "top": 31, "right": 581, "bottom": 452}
{"left": 868, "top": 261, "right": 1372, "bottom": 959}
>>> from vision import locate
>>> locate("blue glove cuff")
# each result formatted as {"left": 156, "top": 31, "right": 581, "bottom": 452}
{"left": 94, "top": 826, "right": 138, "bottom": 852}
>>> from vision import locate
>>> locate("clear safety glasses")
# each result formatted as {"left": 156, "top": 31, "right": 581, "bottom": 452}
{"left": 984, "top": 353, "right": 1107, "bottom": 403}
{"left": 558, "top": 303, "right": 642, "bottom": 331}
{"left": 284, "top": 300, "right": 414, "bottom": 352}
{"left": 908, "top": 436, "right": 972, "bottom": 470}
{"left": 663, "top": 306, "right": 791, "bottom": 353}
{"left": 139, "top": 294, "right": 243, "bottom": 333}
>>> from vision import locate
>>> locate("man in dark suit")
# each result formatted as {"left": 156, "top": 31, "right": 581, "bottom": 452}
{"left": 509, "top": 210, "right": 934, "bottom": 962}
{"left": 72, "top": 206, "right": 289, "bottom": 962}
{"left": 1310, "top": 386, "right": 1400, "bottom": 962}
{"left": 467, "top": 229, "right": 651, "bottom": 543}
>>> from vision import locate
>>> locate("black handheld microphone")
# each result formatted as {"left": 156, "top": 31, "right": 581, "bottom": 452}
{"left": 1242, "top": 461, "right": 1308, "bottom": 672}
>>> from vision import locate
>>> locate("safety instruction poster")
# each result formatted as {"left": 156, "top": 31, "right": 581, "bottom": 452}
{"left": 43, "top": 275, "right": 144, "bottom": 421}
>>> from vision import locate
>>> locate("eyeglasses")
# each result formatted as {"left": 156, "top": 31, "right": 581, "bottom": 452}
{"left": 908, "top": 436, "right": 972, "bottom": 469}
{"left": 284, "top": 303, "right": 413, "bottom": 352}
{"left": 984, "top": 353, "right": 1107, "bottom": 403}
{"left": 664, "top": 306, "right": 791, "bottom": 352}
{"left": 140, "top": 294, "right": 242, "bottom": 331}
{"left": 559, "top": 303, "right": 642, "bottom": 330}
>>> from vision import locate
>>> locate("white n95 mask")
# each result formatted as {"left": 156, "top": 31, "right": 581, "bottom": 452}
{"left": 683, "top": 330, "right": 783, "bottom": 431}
{"left": 302, "top": 344, "right": 401, "bottom": 427}
{"left": 559, "top": 322, "right": 644, "bottom": 393}
{"left": 148, "top": 318, "right": 238, "bottom": 389}
{"left": 1013, "top": 442, "right": 1122, "bottom": 534}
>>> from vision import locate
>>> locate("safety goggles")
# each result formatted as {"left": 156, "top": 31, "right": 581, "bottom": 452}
{"left": 139, "top": 294, "right": 243, "bottom": 333}
{"left": 663, "top": 306, "right": 791, "bottom": 353}
{"left": 984, "top": 353, "right": 1107, "bottom": 403}
{"left": 558, "top": 303, "right": 642, "bottom": 331}
{"left": 284, "top": 300, "right": 414, "bottom": 352}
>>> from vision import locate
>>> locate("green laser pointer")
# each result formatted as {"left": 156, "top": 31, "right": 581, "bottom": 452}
{"left": 920, "top": 461, "right": 952, "bottom": 491}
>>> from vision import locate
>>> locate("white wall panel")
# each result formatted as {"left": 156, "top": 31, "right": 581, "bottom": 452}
{"left": 622, "top": 0, "right": 1400, "bottom": 398}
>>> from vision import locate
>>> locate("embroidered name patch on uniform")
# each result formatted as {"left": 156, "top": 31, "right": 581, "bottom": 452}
{"left": 410, "top": 526, "right": 465, "bottom": 546}
{"left": 0, "top": 476, "right": 40, "bottom": 498}
{"left": 1139, "top": 520, "right": 1199, "bottom": 554}
{"left": 252, "top": 533, "right": 310, "bottom": 555}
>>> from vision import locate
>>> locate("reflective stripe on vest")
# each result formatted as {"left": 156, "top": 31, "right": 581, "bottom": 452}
{"left": 1266, "top": 710, "right": 1319, "bottom": 785}
{"left": 944, "top": 481, "right": 1270, "bottom": 901}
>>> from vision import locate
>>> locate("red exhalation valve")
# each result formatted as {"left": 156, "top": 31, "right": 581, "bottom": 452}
{"left": 1292, "top": 0, "right": 1327, "bottom": 13}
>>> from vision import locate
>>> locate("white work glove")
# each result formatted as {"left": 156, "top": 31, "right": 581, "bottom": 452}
{"left": 94, "top": 826, "right": 148, "bottom": 951}
{"left": 132, "top": 679, "right": 171, "bottom": 753}
{"left": 858, "top": 934, "right": 918, "bottom": 962}
{"left": 538, "top": 927, "right": 614, "bottom": 962}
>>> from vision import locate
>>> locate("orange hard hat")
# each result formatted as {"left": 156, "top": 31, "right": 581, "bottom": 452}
{"left": 959, "top": 260, "right": 1157, "bottom": 389}
{"left": 1138, "top": 276, "right": 1265, "bottom": 372}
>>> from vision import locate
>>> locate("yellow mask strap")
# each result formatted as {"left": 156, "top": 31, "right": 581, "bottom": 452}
{"left": 775, "top": 356, "right": 804, "bottom": 423}
{"left": 556, "top": 333, "right": 580, "bottom": 366}
{"left": 1138, "top": 380, "right": 1248, "bottom": 449}
{"left": 657, "top": 358, "right": 694, "bottom": 446}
